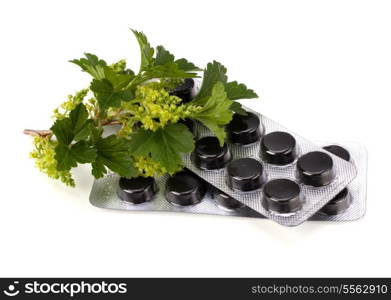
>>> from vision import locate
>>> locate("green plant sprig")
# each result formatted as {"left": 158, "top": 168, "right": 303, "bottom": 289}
{"left": 24, "top": 29, "right": 258, "bottom": 187}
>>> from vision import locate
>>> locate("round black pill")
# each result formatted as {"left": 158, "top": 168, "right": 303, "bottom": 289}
{"left": 260, "top": 131, "right": 297, "bottom": 165}
{"left": 319, "top": 188, "right": 351, "bottom": 215}
{"left": 262, "top": 179, "right": 302, "bottom": 213}
{"left": 117, "top": 177, "right": 157, "bottom": 204}
{"left": 227, "top": 112, "right": 262, "bottom": 145}
{"left": 323, "top": 145, "right": 350, "bottom": 162}
{"left": 226, "top": 158, "right": 265, "bottom": 192}
{"left": 213, "top": 189, "right": 244, "bottom": 210}
{"left": 169, "top": 78, "right": 194, "bottom": 103}
{"left": 296, "top": 151, "right": 335, "bottom": 187}
{"left": 192, "top": 136, "right": 232, "bottom": 170}
{"left": 165, "top": 171, "right": 206, "bottom": 206}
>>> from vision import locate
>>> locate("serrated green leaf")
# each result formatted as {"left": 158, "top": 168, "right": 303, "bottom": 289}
{"left": 192, "top": 82, "right": 233, "bottom": 145}
{"left": 91, "top": 157, "right": 107, "bottom": 178}
{"left": 225, "top": 81, "right": 258, "bottom": 100}
{"left": 54, "top": 144, "right": 77, "bottom": 171}
{"left": 70, "top": 53, "right": 107, "bottom": 79}
{"left": 54, "top": 141, "right": 96, "bottom": 171}
{"left": 51, "top": 118, "right": 73, "bottom": 145}
{"left": 95, "top": 135, "right": 138, "bottom": 178}
{"left": 175, "top": 58, "right": 201, "bottom": 72}
{"left": 196, "top": 61, "right": 258, "bottom": 103}
{"left": 144, "top": 63, "right": 198, "bottom": 80}
{"left": 103, "top": 66, "right": 134, "bottom": 90}
{"left": 90, "top": 79, "right": 134, "bottom": 110}
{"left": 155, "top": 46, "right": 175, "bottom": 65}
{"left": 51, "top": 103, "right": 92, "bottom": 145}
{"left": 196, "top": 61, "right": 228, "bottom": 100}
{"left": 51, "top": 104, "right": 97, "bottom": 172}
{"left": 131, "top": 29, "right": 154, "bottom": 72}
{"left": 68, "top": 104, "right": 92, "bottom": 141}
{"left": 230, "top": 101, "right": 247, "bottom": 115}
{"left": 90, "top": 126, "right": 104, "bottom": 145}
{"left": 71, "top": 141, "right": 97, "bottom": 163}
{"left": 129, "top": 123, "right": 194, "bottom": 174}
{"left": 73, "top": 120, "right": 93, "bottom": 142}
{"left": 155, "top": 47, "right": 201, "bottom": 73}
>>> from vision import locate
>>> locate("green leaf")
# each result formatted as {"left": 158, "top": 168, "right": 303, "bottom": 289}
{"left": 103, "top": 66, "right": 134, "bottom": 90}
{"left": 54, "top": 141, "right": 96, "bottom": 171}
{"left": 129, "top": 123, "right": 194, "bottom": 174}
{"left": 69, "top": 103, "right": 91, "bottom": 141}
{"left": 94, "top": 135, "right": 138, "bottom": 178}
{"left": 144, "top": 63, "right": 198, "bottom": 80}
{"left": 70, "top": 53, "right": 107, "bottom": 79}
{"left": 51, "top": 103, "right": 97, "bottom": 172}
{"left": 196, "top": 61, "right": 228, "bottom": 99}
{"left": 230, "top": 101, "right": 247, "bottom": 115}
{"left": 73, "top": 120, "right": 93, "bottom": 142}
{"left": 155, "top": 46, "right": 175, "bottom": 65}
{"left": 196, "top": 61, "right": 258, "bottom": 102}
{"left": 54, "top": 144, "right": 77, "bottom": 171}
{"left": 175, "top": 58, "right": 201, "bottom": 72}
{"left": 90, "top": 79, "right": 134, "bottom": 110}
{"left": 225, "top": 81, "right": 258, "bottom": 100}
{"left": 192, "top": 82, "right": 233, "bottom": 145}
{"left": 70, "top": 141, "right": 97, "bottom": 163}
{"left": 91, "top": 157, "right": 107, "bottom": 178}
{"left": 131, "top": 29, "right": 154, "bottom": 72}
{"left": 51, "top": 103, "right": 91, "bottom": 145}
{"left": 51, "top": 118, "right": 73, "bottom": 145}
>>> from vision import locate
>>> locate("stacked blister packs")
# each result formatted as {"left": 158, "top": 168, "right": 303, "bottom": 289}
{"left": 89, "top": 83, "right": 367, "bottom": 227}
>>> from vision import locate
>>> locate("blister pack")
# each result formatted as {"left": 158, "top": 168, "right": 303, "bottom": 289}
{"left": 89, "top": 169, "right": 262, "bottom": 218}
{"left": 89, "top": 141, "right": 366, "bottom": 222}
{"left": 182, "top": 107, "right": 357, "bottom": 226}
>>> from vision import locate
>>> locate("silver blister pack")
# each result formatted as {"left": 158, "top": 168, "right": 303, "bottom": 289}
{"left": 183, "top": 106, "right": 357, "bottom": 226}
{"left": 88, "top": 142, "right": 366, "bottom": 222}
{"left": 89, "top": 171, "right": 262, "bottom": 218}
{"left": 89, "top": 140, "right": 365, "bottom": 222}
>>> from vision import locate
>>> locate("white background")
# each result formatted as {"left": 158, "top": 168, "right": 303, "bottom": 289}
{"left": 0, "top": 0, "right": 390, "bottom": 277}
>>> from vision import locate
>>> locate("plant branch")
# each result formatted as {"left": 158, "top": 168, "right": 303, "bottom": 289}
{"left": 23, "top": 120, "right": 122, "bottom": 137}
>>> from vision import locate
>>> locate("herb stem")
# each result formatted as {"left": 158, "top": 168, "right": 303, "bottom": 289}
{"left": 23, "top": 120, "right": 122, "bottom": 138}
{"left": 23, "top": 129, "right": 53, "bottom": 137}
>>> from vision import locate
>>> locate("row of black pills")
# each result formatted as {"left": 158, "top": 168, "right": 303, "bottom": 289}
{"left": 190, "top": 112, "right": 343, "bottom": 214}
{"left": 117, "top": 170, "right": 244, "bottom": 211}
{"left": 117, "top": 171, "right": 203, "bottom": 206}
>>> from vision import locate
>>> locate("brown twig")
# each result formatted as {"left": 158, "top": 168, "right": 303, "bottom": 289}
{"left": 23, "top": 129, "right": 53, "bottom": 137}
{"left": 23, "top": 120, "right": 122, "bottom": 137}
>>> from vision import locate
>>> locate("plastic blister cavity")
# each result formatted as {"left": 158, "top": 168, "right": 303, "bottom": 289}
{"left": 191, "top": 136, "right": 232, "bottom": 170}
{"left": 260, "top": 131, "right": 298, "bottom": 165}
{"left": 117, "top": 177, "right": 157, "bottom": 204}
{"left": 262, "top": 178, "right": 303, "bottom": 214}
{"left": 227, "top": 112, "right": 264, "bottom": 145}
{"left": 226, "top": 158, "right": 266, "bottom": 192}
{"left": 165, "top": 171, "right": 206, "bottom": 206}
